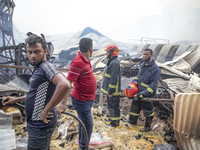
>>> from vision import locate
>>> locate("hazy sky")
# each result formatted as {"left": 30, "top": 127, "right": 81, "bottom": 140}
{"left": 13, "top": 0, "right": 200, "bottom": 43}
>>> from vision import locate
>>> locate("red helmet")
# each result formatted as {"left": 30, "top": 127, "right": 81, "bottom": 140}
{"left": 123, "top": 82, "right": 138, "bottom": 98}
{"left": 104, "top": 44, "right": 119, "bottom": 56}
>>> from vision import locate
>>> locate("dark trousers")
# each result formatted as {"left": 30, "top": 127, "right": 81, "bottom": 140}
{"left": 27, "top": 122, "right": 57, "bottom": 150}
{"left": 129, "top": 100, "right": 154, "bottom": 124}
{"left": 107, "top": 95, "right": 120, "bottom": 126}
{"left": 71, "top": 96, "right": 93, "bottom": 149}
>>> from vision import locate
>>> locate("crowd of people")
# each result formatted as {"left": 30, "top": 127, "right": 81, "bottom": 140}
{"left": 1, "top": 35, "right": 160, "bottom": 150}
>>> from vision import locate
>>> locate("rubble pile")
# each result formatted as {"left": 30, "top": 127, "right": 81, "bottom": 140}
{"left": 0, "top": 94, "right": 179, "bottom": 150}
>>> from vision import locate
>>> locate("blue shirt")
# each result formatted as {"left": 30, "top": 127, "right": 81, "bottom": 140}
{"left": 25, "top": 61, "right": 60, "bottom": 128}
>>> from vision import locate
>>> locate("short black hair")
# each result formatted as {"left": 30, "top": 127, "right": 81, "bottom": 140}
{"left": 144, "top": 48, "right": 153, "bottom": 55}
{"left": 25, "top": 34, "right": 47, "bottom": 50}
{"left": 79, "top": 38, "right": 93, "bottom": 52}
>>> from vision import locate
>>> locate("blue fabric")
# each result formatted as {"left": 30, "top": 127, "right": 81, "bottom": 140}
{"left": 132, "top": 59, "right": 160, "bottom": 98}
{"left": 107, "top": 95, "right": 120, "bottom": 126}
{"left": 25, "top": 61, "right": 60, "bottom": 129}
{"left": 71, "top": 96, "right": 93, "bottom": 149}
{"left": 27, "top": 121, "right": 57, "bottom": 150}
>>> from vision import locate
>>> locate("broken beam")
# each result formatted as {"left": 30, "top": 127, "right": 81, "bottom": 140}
{"left": 121, "top": 97, "right": 174, "bottom": 102}
{"left": 0, "top": 64, "right": 69, "bottom": 72}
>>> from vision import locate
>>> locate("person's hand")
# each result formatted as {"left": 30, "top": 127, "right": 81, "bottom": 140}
{"left": 133, "top": 93, "right": 142, "bottom": 101}
{"left": 108, "top": 94, "right": 113, "bottom": 97}
{"left": 133, "top": 94, "right": 139, "bottom": 101}
{"left": 40, "top": 110, "right": 53, "bottom": 124}
{"left": 2, "top": 96, "right": 16, "bottom": 105}
{"left": 56, "top": 103, "right": 67, "bottom": 115}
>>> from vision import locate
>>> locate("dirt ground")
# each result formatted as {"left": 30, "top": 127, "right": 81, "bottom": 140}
{"left": 9, "top": 96, "right": 176, "bottom": 150}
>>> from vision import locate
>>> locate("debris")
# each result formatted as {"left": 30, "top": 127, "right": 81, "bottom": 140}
{"left": 0, "top": 110, "right": 16, "bottom": 150}
{"left": 74, "top": 132, "right": 115, "bottom": 149}
{"left": 58, "top": 118, "right": 73, "bottom": 142}
{"left": 152, "top": 124, "right": 160, "bottom": 131}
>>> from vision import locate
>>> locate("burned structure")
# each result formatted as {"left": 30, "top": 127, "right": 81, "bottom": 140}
{"left": 0, "top": 0, "right": 55, "bottom": 84}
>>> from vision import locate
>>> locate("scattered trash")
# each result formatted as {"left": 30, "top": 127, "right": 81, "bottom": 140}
{"left": 58, "top": 118, "right": 73, "bottom": 142}
{"left": 154, "top": 144, "right": 178, "bottom": 150}
{"left": 16, "top": 135, "right": 28, "bottom": 150}
{"left": 74, "top": 132, "right": 115, "bottom": 149}
{"left": 0, "top": 110, "right": 16, "bottom": 150}
{"left": 152, "top": 124, "right": 160, "bottom": 131}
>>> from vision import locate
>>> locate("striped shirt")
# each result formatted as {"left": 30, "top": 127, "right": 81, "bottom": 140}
{"left": 67, "top": 52, "right": 97, "bottom": 101}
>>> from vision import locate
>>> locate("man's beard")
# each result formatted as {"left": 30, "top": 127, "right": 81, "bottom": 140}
{"left": 143, "top": 57, "right": 150, "bottom": 63}
{"left": 30, "top": 57, "right": 44, "bottom": 67}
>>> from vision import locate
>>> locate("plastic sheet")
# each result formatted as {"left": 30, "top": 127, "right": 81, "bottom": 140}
{"left": 58, "top": 118, "right": 73, "bottom": 141}
{"left": 154, "top": 144, "right": 178, "bottom": 150}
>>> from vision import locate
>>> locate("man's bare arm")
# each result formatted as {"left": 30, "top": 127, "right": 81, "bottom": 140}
{"left": 56, "top": 79, "right": 73, "bottom": 114}
{"left": 2, "top": 95, "right": 26, "bottom": 106}
{"left": 41, "top": 73, "right": 71, "bottom": 123}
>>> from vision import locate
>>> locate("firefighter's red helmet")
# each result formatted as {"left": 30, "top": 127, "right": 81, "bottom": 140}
{"left": 104, "top": 44, "right": 119, "bottom": 56}
{"left": 123, "top": 82, "right": 138, "bottom": 98}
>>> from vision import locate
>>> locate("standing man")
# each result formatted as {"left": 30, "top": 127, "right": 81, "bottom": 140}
{"left": 2, "top": 34, "right": 71, "bottom": 150}
{"left": 101, "top": 44, "right": 121, "bottom": 128}
{"left": 127, "top": 48, "right": 160, "bottom": 132}
{"left": 67, "top": 38, "right": 97, "bottom": 150}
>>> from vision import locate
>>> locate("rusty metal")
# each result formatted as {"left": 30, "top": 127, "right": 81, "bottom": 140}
{"left": 0, "top": 64, "right": 69, "bottom": 72}
{"left": 122, "top": 97, "right": 174, "bottom": 102}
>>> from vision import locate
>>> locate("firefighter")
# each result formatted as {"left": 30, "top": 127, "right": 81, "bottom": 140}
{"left": 126, "top": 48, "right": 160, "bottom": 132}
{"left": 101, "top": 44, "right": 121, "bottom": 128}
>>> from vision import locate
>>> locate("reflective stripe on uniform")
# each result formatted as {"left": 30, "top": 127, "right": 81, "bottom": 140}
{"left": 109, "top": 84, "right": 116, "bottom": 88}
{"left": 101, "top": 88, "right": 108, "bottom": 94}
{"left": 139, "top": 94, "right": 143, "bottom": 98}
{"left": 110, "top": 117, "right": 120, "bottom": 120}
{"left": 141, "top": 82, "right": 154, "bottom": 93}
{"left": 146, "top": 100, "right": 153, "bottom": 102}
{"left": 141, "top": 82, "right": 148, "bottom": 88}
{"left": 130, "top": 112, "right": 140, "bottom": 116}
{"left": 105, "top": 73, "right": 111, "bottom": 78}
{"left": 112, "top": 77, "right": 120, "bottom": 96}
{"left": 147, "top": 87, "right": 154, "bottom": 93}
{"left": 148, "top": 112, "right": 154, "bottom": 116}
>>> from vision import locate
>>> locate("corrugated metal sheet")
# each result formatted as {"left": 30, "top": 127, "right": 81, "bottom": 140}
{"left": 152, "top": 44, "right": 165, "bottom": 60}
{"left": 187, "top": 44, "right": 199, "bottom": 51}
{"left": 173, "top": 44, "right": 191, "bottom": 60}
{"left": 163, "top": 78, "right": 190, "bottom": 93}
{"left": 135, "top": 44, "right": 150, "bottom": 53}
{"left": 148, "top": 44, "right": 160, "bottom": 52}
{"left": 166, "top": 45, "right": 179, "bottom": 62}
{"left": 156, "top": 45, "right": 173, "bottom": 63}
{"left": 183, "top": 44, "right": 200, "bottom": 70}
{"left": 173, "top": 93, "right": 200, "bottom": 150}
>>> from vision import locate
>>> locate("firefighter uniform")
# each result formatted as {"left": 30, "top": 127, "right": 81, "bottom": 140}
{"left": 101, "top": 56, "right": 121, "bottom": 127}
{"left": 129, "top": 59, "right": 160, "bottom": 125}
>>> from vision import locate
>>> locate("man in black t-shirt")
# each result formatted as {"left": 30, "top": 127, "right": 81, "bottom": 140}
{"left": 2, "top": 35, "right": 71, "bottom": 150}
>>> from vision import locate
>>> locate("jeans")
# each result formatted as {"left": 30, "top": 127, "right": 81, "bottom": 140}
{"left": 27, "top": 121, "right": 57, "bottom": 150}
{"left": 71, "top": 96, "right": 93, "bottom": 149}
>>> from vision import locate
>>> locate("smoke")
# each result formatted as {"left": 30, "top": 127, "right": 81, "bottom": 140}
{"left": 105, "top": 4, "right": 200, "bottom": 43}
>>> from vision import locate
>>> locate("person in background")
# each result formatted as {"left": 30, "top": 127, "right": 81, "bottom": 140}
{"left": 2, "top": 34, "right": 71, "bottom": 150}
{"left": 101, "top": 44, "right": 121, "bottom": 128}
{"left": 127, "top": 48, "right": 160, "bottom": 132}
{"left": 66, "top": 38, "right": 97, "bottom": 150}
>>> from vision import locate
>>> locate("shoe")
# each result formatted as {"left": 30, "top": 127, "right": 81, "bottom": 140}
{"left": 106, "top": 121, "right": 121, "bottom": 129}
{"left": 139, "top": 125, "right": 151, "bottom": 132}
{"left": 115, "top": 125, "right": 121, "bottom": 129}
{"left": 106, "top": 121, "right": 110, "bottom": 125}
{"left": 125, "top": 119, "right": 137, "bottom": 125}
